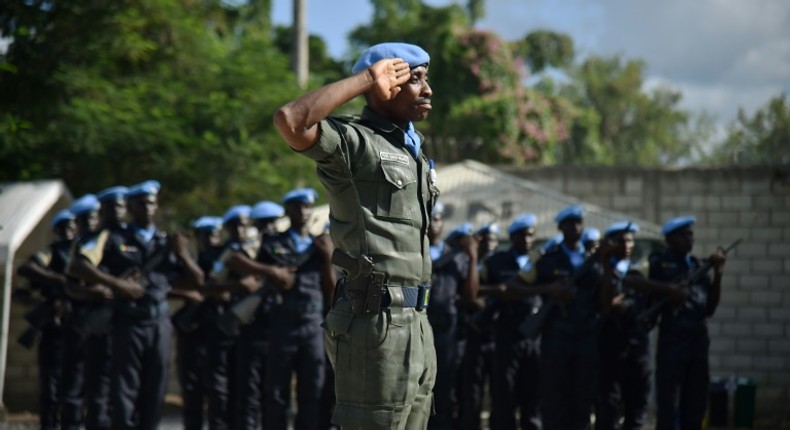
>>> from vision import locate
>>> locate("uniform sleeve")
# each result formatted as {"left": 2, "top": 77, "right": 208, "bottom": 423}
{"left": 299, "top": 118, "right": 346, "bottom": 162}
{"left": 31, "top": 248, "right": 53, "bottom": 268}
{"left": 518, "top": 252, "right": 542, "bottom": 284}
{"left": 78, "top": 230, "right": 110, "bottom": 266}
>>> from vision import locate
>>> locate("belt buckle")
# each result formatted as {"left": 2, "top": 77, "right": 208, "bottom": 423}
{"left": 416, "top": 285, "right": 430, "bottom": 311}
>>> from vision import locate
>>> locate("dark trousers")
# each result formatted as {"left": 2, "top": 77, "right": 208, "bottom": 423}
{"left": 234, "top": 325, "right": 269, "bottom": 430}
{"left": 540, "top": 329, "right": 598, "bottom": 430}
{"left": 265, "top": 321, "right": 325, "bottom": 430}
{"left": 428, "top": 323, "right": 458, "bottom": 430}
{"left": 491, "top": 331, "right": 541, "bottom": 430}
{"left": 111, "top": 317, "right": 172, "bottom": 430}
{"left": 595, "top": 327, "right": 650, "bottom": 430}
{"left": 38, "top": 326, "right": 63, "bottom": 430}
{"left": 205, "top": 327, "right": 237, "bottom": 430}
{"left": 458, "top": 328, "right": 495, "bottom": 430}
{"left": 84, "top": 333, "right": 112, "bottom": 430}
{"left": 176, "top": 326, "right": 208, "bottom": 430}
{"left": 60, "top": 326, "right": 85, "bottom": 430}
{"left": 655, "top": 328, "right": 710, "bottom": 430}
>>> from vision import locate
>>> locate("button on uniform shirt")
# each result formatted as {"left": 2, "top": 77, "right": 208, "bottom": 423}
{"left": 300, "top": 107, "right": 440, "bottom": 286}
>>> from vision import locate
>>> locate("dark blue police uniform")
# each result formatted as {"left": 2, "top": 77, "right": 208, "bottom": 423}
{"left": 427, "top": 241, "right": 471, "bottom": 430}
{"left": 258, "top": 229, "right": 327, "bottom": 430}
{"left": 650, "top": 250, "right": 712, "bottom": 430}
{"left": 99, "top": 224, "right": 183, "bottom": 429}
{"left": 536, "top": 244, "right": 602, "bottom": 430}
{"left": 25, "top": 237, "right": 72, "bottom": 430}
{"left": 595, "top": 258, "right": 652, "bottom": 430}
{"left": 486, "top": 249, "right": 541, "bottom": 430}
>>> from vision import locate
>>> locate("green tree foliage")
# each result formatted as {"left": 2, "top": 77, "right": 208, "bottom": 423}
{"left": 511, "top": 30, "right": 574, "bottom": 74}
{"left": 272, "top": 24, "right": 346, "bottom": 83}
{"left": 710, "top": 93, "right": 790, "bottom": 165}
{"left": 560, "top": 55, "right": 693, "bottom": 165}
{"left": 0, "top": 0, "right": 318, "bottom": 223}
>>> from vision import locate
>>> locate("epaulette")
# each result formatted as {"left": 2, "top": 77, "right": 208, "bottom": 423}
{"left": 332, "top": 114, "right": 362, "bottom": 124}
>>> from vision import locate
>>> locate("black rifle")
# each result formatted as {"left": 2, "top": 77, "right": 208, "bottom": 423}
{"left": 518, "top": 247, "right": 603, "bottom": 340}
{"left": 72, "top": 238, "right": 171, "bottom": 340}
{"left": 216, "top": 241, "right": 315, "bottom": 335}
{"left": 636, "top": 238, "right": 741, "bottom": 330}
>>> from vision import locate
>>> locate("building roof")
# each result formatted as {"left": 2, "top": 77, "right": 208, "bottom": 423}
{"left": 433, "top": 160, "right": 661, "bottom": 239}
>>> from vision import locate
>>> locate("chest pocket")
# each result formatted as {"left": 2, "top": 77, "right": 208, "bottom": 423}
{"left": 377, "top": 161, "right": 417, "bottom": 219}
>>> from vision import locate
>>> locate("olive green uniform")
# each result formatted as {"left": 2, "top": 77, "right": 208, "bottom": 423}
{"left": 301, "top": 107, "right": 439, "bottom": 429}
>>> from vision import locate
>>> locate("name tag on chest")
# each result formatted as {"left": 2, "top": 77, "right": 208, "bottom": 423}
{"left": 380, "top": 151, "right": 410, "bottom": 166}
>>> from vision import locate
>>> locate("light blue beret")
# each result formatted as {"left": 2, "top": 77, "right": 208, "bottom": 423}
{"left": 582, "top": 228, "right": 601, "bottom": 242}
{"left": 351, "top": 42, "right": 430, "bottom": 74}
{"left": 543, "top": 234, "right": 564, "bottom": 251}
{"left": 96, "top": 185, "right": 128, "bottom": 202}
{"left": 432, "top": 202, "right": 445, "bottom": 217}
{"left": 662, "top": 216, "right": 696, "bottom": 236}
{"left": 222, "top": 205, "right": 252, "bottom": 225}
{"left": 604, "top": 221, "right": 639, "bottom": 238}
{"left": 50, "top": 209, "right": 75, "bottom": 229}
{"left": 282, "top": 188, "right": 318, "bottom": 205}
{"left": 126, "top": 180, "right": 160, "bottom": 198}
{"left": 251, "top": 201, "right": 285, "bottom": 220}
{"left": 446, "top": 222, "right": 473, "bottom": 242}
{"left": 555, "top": 204, "right": 584, "bottom": 223}
{"left": 191, "top": 216, "right": 223, "bottom": 232}
{"left": 475, "top": 223, "right": 500, "bottom": 236}
{"left": 508, "top": 214, "right": 537, "bottom": 234}
{"left": 69, "top": 194, "right": 100, "bottom": 216}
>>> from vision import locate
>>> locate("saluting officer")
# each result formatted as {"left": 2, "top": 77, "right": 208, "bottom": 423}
{"left": 595, "top": 221, "right": 651, "bottom": 430}
{"left": 649, "top": 216, "right": 726, "bottom": 430}
{"left": 70, "top": 180, "right": 204, "bottom": 429}
{"left": 427, "top": 219, "right": 479, "bottom": 430}
{"left": 16, "top": 210, "right": 76, "bottom": 430}
{"left": 484, "top": 214, "right": 542, "bottom": 430}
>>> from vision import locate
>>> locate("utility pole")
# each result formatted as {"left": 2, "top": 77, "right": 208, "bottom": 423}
{"left": 292, "top": 0, "right": 308, "bottom": 88}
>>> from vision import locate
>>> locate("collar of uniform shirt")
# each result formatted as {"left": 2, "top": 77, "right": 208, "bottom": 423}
{"left": 287, "top": 229, "right": 313, "bottom": 255}
{"left": 131, "top": 224, "right": 156, "bottom": 244}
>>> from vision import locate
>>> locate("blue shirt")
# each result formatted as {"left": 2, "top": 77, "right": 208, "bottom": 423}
{"left": 287, "top": 229, "right": 313, "bottom": 255}
{"left": 561, "top": 242, "right": 586, "bottom": 270}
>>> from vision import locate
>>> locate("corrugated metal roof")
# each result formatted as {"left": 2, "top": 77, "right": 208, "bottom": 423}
{"left": 434, "top": 160, "right": 661, "bottom": 239}
{"left": 0, "top": 180, "right": 72, "bottom": 262}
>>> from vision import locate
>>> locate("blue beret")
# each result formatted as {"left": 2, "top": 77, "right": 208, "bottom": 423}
{"left": 508, "top": 214, "right": 537, "bottom": 234}
{"left": 582, "top": 228, "right": 601, "bottom": 242}
{"left": 191, "top": 216, "right": 223, "bottom": 232}
{"left": 282, "top": 188, "right": 318, "bottom": 205}
{"left": 543, "top": 234, "right": 564, "bottom": 251}
{"left": 126, "top": 180, "right": 160, "bottom": 198}
{"left": 222, "top": 205, "right": 252, "bottom": 225}
{"left": 431, "top": 202, "right": 445, "bottom": 217}
{"left": 351, "top": 42, "right": 430, "bottom": 74}
{"left": 555, "top": 204, "right": 584, "bottom": 223}
{"left": 446, "top": 222, "right": 473, "bottom": 241}
{"left": 475, "top": 223, "right": 500, "bottom": 236}
{"left": 50, "top": 209, "right": 75, "bottom": 229}
{"left": 251, "top": 201, "right": 284, "bottom": 220}
{"left": 69, "top": 194, "right": 100, "bottom": 216}
{"left": 605, "top": 221, "right": 639, "bottom": 238}
{"left": 96, "top": 185, "right": 128, "bottom": 202}
{"left": 662, "top": 216, "right": 696, "bottom": 236}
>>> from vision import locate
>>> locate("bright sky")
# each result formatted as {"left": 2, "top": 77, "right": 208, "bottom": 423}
{"left": 271, "top": 0, "right": 790, "bottom": 127}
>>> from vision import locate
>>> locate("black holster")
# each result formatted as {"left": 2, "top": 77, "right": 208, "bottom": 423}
{"left": 332, "top": 248, "right": 386, "bottom": 316}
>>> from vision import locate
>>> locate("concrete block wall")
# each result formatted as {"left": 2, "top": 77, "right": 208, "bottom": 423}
{"left": 505, "top": 165, "right": 790, "bottom": 419}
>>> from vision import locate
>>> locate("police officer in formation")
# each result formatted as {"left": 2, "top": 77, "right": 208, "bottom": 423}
{"left": 16, "top": 210, "right": 76, "bottom": 430}
{"left": 16, "top": 178, "right": 732, "bottom": 430}
{"left": 426, "top": 206, "right": 479, "bottom": 430}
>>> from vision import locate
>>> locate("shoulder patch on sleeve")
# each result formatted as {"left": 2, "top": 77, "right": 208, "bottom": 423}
{"left": 80, "top": 230, "right": 110, "bottom": 266}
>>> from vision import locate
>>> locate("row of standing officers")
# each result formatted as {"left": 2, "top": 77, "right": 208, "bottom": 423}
{"left": 16, "top": 179, "right": 727, "bottom": 430}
